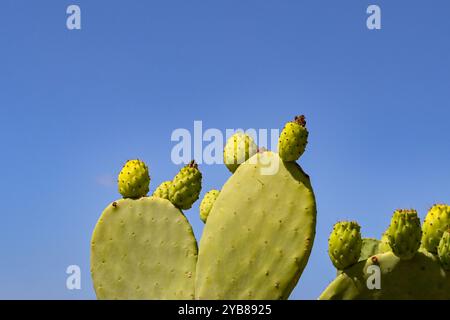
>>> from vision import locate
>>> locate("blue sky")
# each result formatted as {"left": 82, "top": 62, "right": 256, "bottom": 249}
{"left": 0, "top": 1, "right": 449, "bottom": 299}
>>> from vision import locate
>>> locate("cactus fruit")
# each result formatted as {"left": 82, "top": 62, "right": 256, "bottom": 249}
{"left": 378, "top": 231, "right": 392, "bottom": 253}
{"left": 328, "top": 221, "right": 362, "bottom": 270}
{"left": 90, "top": 197, "right": 198, "bottom": 299}
{"left": 199, "top": 189, "right": 220, "bottom": 223}
{"left": 421, "top": 204, "right": 450, "bottom": 253}
{"left": 386, "top": 209, "right": 422, "bottom": 260}
{"left": 195, "top": 151, "right": 316, "bottom": 299}
{"left": 278, "top": 115, "right": 309, "bottom": 162}
{"left": 223, "top": 132, "right": 258, "bottom": 173}
{"left": 319, "top": 251, "right": 450, "bottom": 300}
{"left": 321, "top": 204, "right": 450, "bottom": 300}
{"left": 153, "top": 181, "right": 171, "bottom": 200}
{"left": 438, "top": 230, "right": 450, "bottom": 270}
{"left": 118, "top": 159, "right": 150, "bottom": 199}
{"left": 168, "top": 160, "right": 202, "bottom": 210}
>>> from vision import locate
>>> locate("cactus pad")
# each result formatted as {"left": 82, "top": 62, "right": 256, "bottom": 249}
{"left": 195, "top": 151, "right": 316, "bottom": 299}
{"left": 90, "top": 197, "right": 198, "bottom": 299}
{"left": 359, "top": 238, "right": 381, "bottom": 261}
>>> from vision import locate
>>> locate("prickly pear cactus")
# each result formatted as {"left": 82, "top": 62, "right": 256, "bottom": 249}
{"left": 223, "top": 132, "right": 258, "bottom": 173}
{"left": 118, "top": 159, "right": 150, "bottom": 199}
{"left": 422, "top": 204, "right": 450, "bottom": 253}
{"left": 195, "top": 151, "right": 316, "bottom": 299}
{"left": 386, "top": 209, "right": 422, "bottom": 260}
{"left": 91, "top": 197, "right": 198, "bottom": 299}
{"left": 278, "top": 115, "right": 309, "bottom": 162}
{"left": 328, "top": 221, "right": 362, "bottom": 270}
{"left": 199, "top": 189, "right": 220, "bottom": 223}
{"left": 153, "top": 181, "right": 171, "bottom": 200}
{"left": 320, "top": 205, "right": 450, "bottom": 299}
{"left": 169, "top": 160, "right": 202, "bottom": 210}
{"left": 319, "top": 251, "right": 450, "bottom": 300}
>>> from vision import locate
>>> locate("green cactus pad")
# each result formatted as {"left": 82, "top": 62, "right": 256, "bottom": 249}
{"left": 90, "top": 197, "right": 198, "bottom": 299}
{"left": 328, "top": 221, "right": 362, "bottom": 270}
{"left": 386, "top": 209, "right": 422, "bottom": 260}
{"left": 199, "top": 189, "right": 220, "bottom": 223}
{"left": 118, "top": 159, "right": 150, "bottom": 199}
{"left": 153, "top": 181, "right": 171, "bottom": 200}
{"left": 438, "top": 230, "right": 450, "bottom": 270}
{"left": 195, "top": 151, "right": 316, "bottom": 299}
{"left": 319, "top": 251, "right": 450, "bottom": 300}
{"left": 223, "top": 132, "right": 258, "bottom": 173}
{"left": 359, "top": 238, "right": 381, "bottom": 261}
{"left": 278, "top": 115, "right": 309, "bottom": 162}
{"left": 169, "top": 160, "right": 202, "bottom": 210}
{"left": 422, "top": 204, "right": 450, "bottom": 253}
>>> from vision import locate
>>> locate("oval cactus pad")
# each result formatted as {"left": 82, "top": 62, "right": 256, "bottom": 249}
{"left": 196, "top": 152, "right": 317, "bottom": 299}
{"left": 91, "top": 197, "right": 197, "bottom": 299}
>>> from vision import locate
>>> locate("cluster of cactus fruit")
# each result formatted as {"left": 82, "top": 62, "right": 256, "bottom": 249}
{"left": 91, "top": 114, "right": 449, "bottom": 300}
{"left": 91, "top": 115, "right": 316, "bottom": 299}
{"left": 321, "top": 204, "right": 450, "bottom": 299}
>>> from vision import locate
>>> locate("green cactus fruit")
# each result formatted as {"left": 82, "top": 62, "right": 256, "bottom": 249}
{"left": 153, "top": 181, "right": 171, "bottom": 200}
{"left": 118, "top": 159, "right": 150, "bottom": 199}
{"left": 386, "top": 209, "right": 422, "bottom": 260}
{"left": 196, "top": 151, "right": 316, "bottom": 299}
{"left": 278, "top": 115, "right": 309, "bottom": 162}
{"left": 328, "top": 221, "right": 362, "bottom": 270}
{"left": 319, "top": 251, "right": 450, "bottom": 300}
{"left": 168, "top": 160, "right": 202, "bottom": 210}
{"left": 90, "top": 197, "right": 198, "bottom": 299}
{"left": 199, "top": 189, "right": 220, "bottom": 223}
{"left": 223, "top": 132, "right": 258, "bottom": 173}
{"left": 421, "top": 204, "right": 450, "bottom": 253}
{"left": 438, "top": 230, "right": 450, "bottom": 270}
{"left": 378, "top": 231, "right": 392, "bottom": 253}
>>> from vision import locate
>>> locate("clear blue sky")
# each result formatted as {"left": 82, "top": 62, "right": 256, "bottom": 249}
{"left": 0, "top": 1, "right": 449, "bottom": 299}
